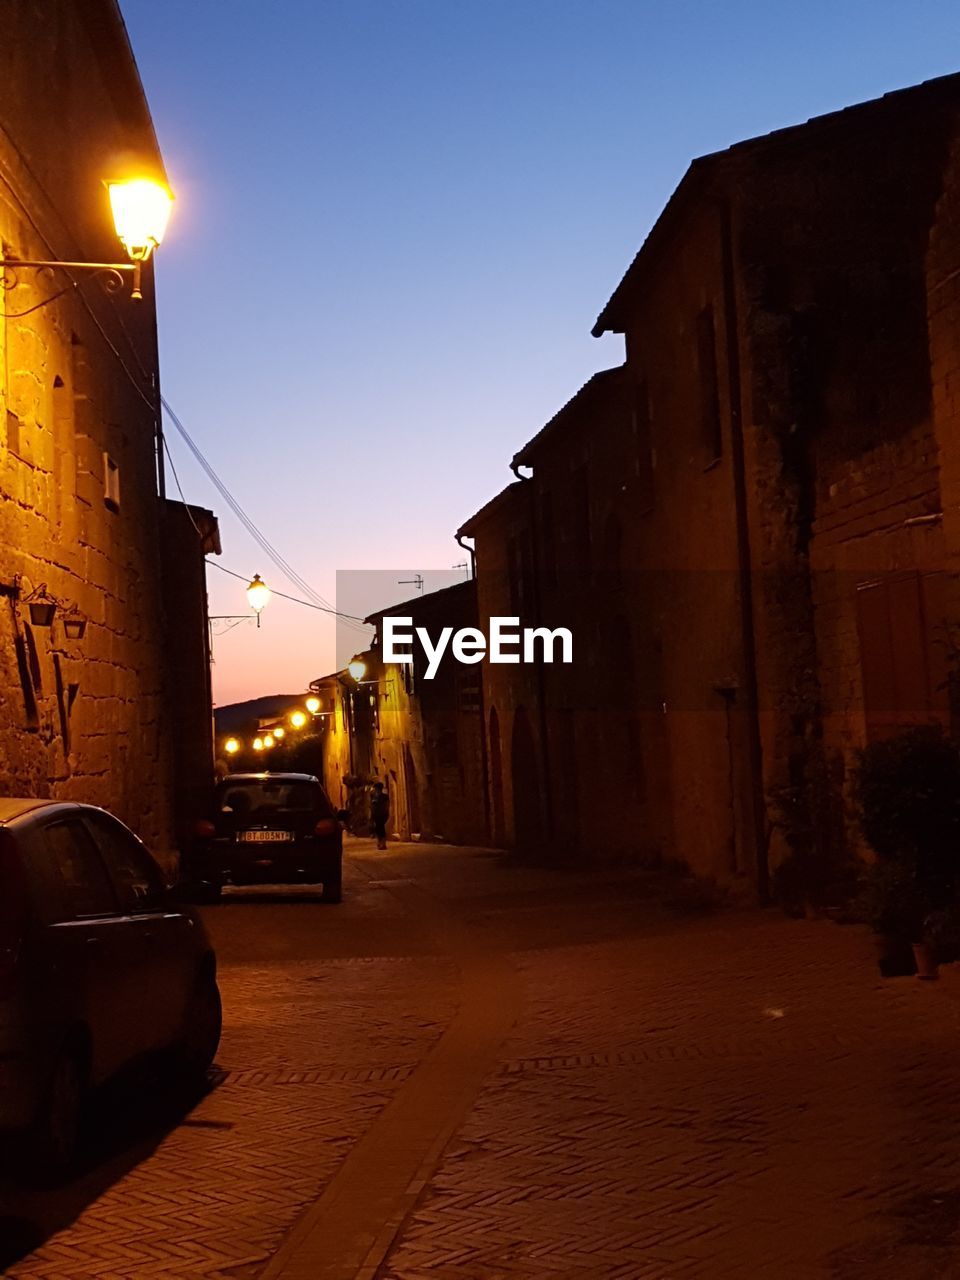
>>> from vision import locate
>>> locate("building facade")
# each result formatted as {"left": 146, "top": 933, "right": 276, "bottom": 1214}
{"left": 0, "top": 1, "right": 218, "bottom": 858}
{"left": 458, "top": 72, "right": 960, "bottom": 899}
{"left": 310, "top": 581, "right": 489, "bottom": 846}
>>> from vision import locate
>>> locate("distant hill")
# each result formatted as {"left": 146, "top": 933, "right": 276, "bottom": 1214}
{"left": 214, "top": 694, "right": 307, "bottom": 734}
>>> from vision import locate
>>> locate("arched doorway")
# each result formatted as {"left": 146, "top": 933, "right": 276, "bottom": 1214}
{"left": 489, "top": 707, "right": 505, "bottom": 846}
{"left": 511, "top": 706, "right": 542, "bottom": 851}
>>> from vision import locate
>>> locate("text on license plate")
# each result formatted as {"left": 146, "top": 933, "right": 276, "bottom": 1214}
{"left": 240, "top": 830, "right": 294, "bottom": 843}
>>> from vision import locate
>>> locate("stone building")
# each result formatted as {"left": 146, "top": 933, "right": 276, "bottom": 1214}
{"left": 0, "top": 1, "right": 218, "bottom": 858}
{"left": 311, "top": 581, "right": 489, "bottom": 845}
{"left": 460, "top": 71, "right": 960, "bottom": 898}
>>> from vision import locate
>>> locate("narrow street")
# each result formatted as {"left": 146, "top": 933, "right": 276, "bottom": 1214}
{"left": 4, "top": 839, "right": 960, "bottom": 1279}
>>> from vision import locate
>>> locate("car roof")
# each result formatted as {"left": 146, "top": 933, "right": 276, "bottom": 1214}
{"left": 0, "top": 798, "right": 78, "bottom": 825}
{"left": 219, "top": 773, "right": 320, "bottom": 784}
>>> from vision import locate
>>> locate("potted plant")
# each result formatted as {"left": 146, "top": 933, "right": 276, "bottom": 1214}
{"left": 853, "top": 725, "right": 960, "bottom": 977}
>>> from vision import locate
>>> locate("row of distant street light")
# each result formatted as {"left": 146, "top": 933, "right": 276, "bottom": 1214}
{"left": 221, "top": 654, "right": 370, "bottom": 759}
{"left": 222, "top": 695, "right": 323, "bottom": 756}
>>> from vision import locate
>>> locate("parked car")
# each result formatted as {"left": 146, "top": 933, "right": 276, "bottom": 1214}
{"left": 189, "top": 773, "right": 344, "bottom": 903}
{"left": 0, "top": 798, "right": 221, "bottom": 1179}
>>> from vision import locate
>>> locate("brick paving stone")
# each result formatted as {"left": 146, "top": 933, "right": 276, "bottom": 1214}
{"left": 1, "top": 867, "right": 457, "bottom": 1280}
{"left": 7, "top": 846, "right": 960, "bottom": 1279}
{"left": 381, "top": 911, "right": 960, "bottom": 1279}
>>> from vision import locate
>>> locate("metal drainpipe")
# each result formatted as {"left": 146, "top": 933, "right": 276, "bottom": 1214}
{"left": 511, "top": 460, "right": 555, "bottom": 845}
{"left": 456, "top": 531, "right": 491, "bottom": 841}
{"left": 720, "top": 196, "right": 769, "bottom": 903}
{"left": 455, "top": 532, "right": 476, "bottom": 580}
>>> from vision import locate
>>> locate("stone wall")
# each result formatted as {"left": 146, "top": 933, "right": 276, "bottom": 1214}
{"left": 0, "top": 1, "right": 177, "bottom": 854}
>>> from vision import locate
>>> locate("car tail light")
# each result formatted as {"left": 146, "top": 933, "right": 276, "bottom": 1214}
{"left": 0, "top": 835, "right": 27, "bottom": 999}
{"left": 314, "top": 819, "right": 338, "bottom": 837}
{"left": 194, "top": 819, "right": 216, "bottom": 838}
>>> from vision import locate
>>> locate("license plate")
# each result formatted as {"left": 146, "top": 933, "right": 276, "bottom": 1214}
{"left": 239, "top": 830, "right": 294, "bottom": 843}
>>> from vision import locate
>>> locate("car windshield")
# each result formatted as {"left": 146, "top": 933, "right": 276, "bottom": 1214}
{"left": 217, "top": 780, "right": 332, "bottom": 823}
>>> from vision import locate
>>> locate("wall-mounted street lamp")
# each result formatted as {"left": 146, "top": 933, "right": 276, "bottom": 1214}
{"left": 1, "top": 178, "right": 173, "bottom": 302}
{"left": 246, "top": 574, "right": 271, "bottom": 627}
{"left": 253, "top": 737, "right": 265, "bottom": 752}
{"left": 24, "top": 584, "right": 58, "bottom": 628}
{"left": 224, "top": 738, "right": 241, "bottom": 755}
{"left": 210, "top": 573, "right": 272, "bottom": 631}
{"left": 262, "top": 733, "right": 275, "bottom": 749}
{"left": 289, "top": 710, "right": 307, "bottom": 730}
{"left": 272, "top": 725, "right": 285, "bottom": 739}
{"left": 61, "top": 609, "right": 88, "bottom": 641}
{"left": 347, "top": 657, "right": 367, "bottom": 682}
{"left": 1, "top": 578, "right": 88, "bottom": 639}
{"left": 305, "top": 696, "right": 321, "bottom": 714}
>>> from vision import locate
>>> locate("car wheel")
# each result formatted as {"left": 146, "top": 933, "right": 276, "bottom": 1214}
{"left": 321, "top": 861, "right": 343, "bottom": 904}
{"left": 27, "top": 1046, "right": 85, "bottom": 1184}
{"left": 178, "top": 972, "right": 222, "bottom": 1078}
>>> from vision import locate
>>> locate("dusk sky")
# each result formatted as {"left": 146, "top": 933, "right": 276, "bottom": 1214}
{"left": 120, "top": 0, "right": 960, "bottom": 706}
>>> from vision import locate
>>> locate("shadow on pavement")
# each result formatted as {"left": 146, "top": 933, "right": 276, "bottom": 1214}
{"left": 0, "top": 1060, "right": 223, "bottom": 1271}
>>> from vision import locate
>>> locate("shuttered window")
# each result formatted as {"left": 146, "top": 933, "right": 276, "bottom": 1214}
{"left": 855, "top": 570, "right": 949, "bottom": 740}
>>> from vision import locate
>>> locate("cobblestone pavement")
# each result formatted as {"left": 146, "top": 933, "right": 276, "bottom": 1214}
{"left": 4, "top": 841, "right": 960, "bottom": 1277}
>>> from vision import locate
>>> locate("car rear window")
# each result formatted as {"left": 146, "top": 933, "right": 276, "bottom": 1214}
{"left": 216, "top": 780, "right": 333, "bottom": 822}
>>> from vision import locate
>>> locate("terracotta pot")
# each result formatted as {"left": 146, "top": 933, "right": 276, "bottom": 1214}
{"left": 912, "top": 942, "right": 939, "bottom": 981}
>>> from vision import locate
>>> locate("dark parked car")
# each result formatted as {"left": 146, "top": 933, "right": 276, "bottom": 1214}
{"left": 0, "top": 799, "right": 221, "bottom": 1178}
{"left": 190, "top": 773, "right": 343, "bottom": 903}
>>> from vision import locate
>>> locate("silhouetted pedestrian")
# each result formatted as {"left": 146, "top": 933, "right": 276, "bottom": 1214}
{"left": 370, "top": 781, "right": 389, "bottom": 849}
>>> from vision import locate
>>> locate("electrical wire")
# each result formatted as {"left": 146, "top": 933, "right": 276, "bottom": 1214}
{"left": 161, "top": 397, "right": 372, "bottom": 635}
{"left": 0, "top": 282, "right": 75, "bottom": 318}
{"left": 161, "top": 397, "right": 338, "bottom": 609}
{"left": 164, "top": 435, "right": 370, "bottom": 628}
{"left": 0, "top": 136, "right": 372, "bottom": 638}
{"left": 206, "top": 559, "right": 372, "bottom": 625}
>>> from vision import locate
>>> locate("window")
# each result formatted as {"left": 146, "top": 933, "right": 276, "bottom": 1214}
{"left": 83, "top": 810, "right": 166, "bottom": 911}
{"left": 35, "top": 819, "right": 117, "bottom": 921}
{"left": 216, "top": 779, "right": 333, "bottom": 822}
{"left": 856, "top": 571, "right": 949, "bottom": 741}
{"left": 437, "top": 726, "right": 459, "bottom": 767}
{"left": 572, "top": 466, "right": 591, "bottom": 574}
{"left": 103, "top": 452, "right": 120, "bottom": 510}
{"left": 539, "top": 490, "right": 557, "bottom": 591}
{"left": 696, "top": 304, "right": 723, "bottom": 463}
{"left": 633, "top": 379, "right": 654, "bottom": 508}
{"left": 456, "top": 671, "right": 482, "bottom": 714}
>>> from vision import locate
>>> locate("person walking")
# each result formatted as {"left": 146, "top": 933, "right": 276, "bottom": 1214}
{"left": 370, "top": 781, "right": 389, "bottom": 850}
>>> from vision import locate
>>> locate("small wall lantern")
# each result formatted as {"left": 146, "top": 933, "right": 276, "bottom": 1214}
{"left": 62, "top": 608, "right": 88, "bottom": 641}
{"left": 25, "top": 585, "right": 57, "bottom": 628}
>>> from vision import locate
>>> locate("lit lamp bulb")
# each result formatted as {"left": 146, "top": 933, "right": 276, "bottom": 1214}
{"left": 348, "top": 657, "right": 367, "bottom": 682}
{"left": 273, "top": 726, "right": 285, "bottom": 739}
{"left": 107, "top": 179, "right": 174, "bottom": 262}
{"left": 253, "top": 737, "right": 264, "bottom": 752}
{"left": 305, "top": 696, "right": 321, "bottom": 714}
{"left": 224, "top": 738, "right": 240, "bottom": 755}
{"left": 246, "top": 574, "right": 271, "bottom": 626}
{"left": 290, "top": 710, "right": 307, "bottom": 730}
{"left": 263, "top": 734, "right": 275, "bottom": 749}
